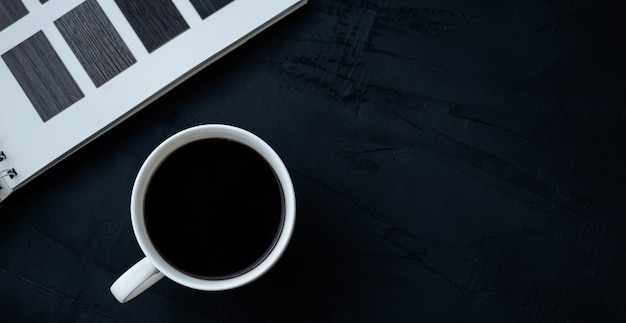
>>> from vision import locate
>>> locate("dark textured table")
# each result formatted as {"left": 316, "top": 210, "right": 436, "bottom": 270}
{"left": 2, "top": 0, "right": 625, "bottom": 321}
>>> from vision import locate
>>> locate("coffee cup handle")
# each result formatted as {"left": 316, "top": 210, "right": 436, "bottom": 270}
{"left": 110, "top": 257, "right": 165, "bottom": 303}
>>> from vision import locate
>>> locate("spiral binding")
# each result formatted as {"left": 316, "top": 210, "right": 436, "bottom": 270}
{"left": 0, "top": 168, "right": 16, "bottom": 179}
{"left": 0, "top": 150, "right": 18, "bottom": 180}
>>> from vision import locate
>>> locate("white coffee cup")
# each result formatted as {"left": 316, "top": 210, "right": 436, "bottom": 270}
{"left": 110, "top": 124, "right": 295, "bottom": 303}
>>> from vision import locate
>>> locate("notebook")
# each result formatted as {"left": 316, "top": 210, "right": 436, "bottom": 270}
{"left": 0, "top": 0, "right": 306, "bottom": 204}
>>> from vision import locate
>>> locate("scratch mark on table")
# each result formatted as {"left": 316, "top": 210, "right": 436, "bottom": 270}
{"left": 0, "top": 268, "right": 110, "bottom": 318}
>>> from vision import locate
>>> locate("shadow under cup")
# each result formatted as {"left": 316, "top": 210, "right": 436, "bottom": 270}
{"left": 142, "top": 137, "right": 286, "bottom": 280}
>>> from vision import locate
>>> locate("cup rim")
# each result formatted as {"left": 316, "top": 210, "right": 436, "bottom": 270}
{"left": 130, "top": 124, "right": 295, "bottom": 291}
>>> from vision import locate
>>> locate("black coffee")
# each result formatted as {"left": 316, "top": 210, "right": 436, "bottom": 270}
{"left": 144, "top": 138, "right": 284, "bottom": 278}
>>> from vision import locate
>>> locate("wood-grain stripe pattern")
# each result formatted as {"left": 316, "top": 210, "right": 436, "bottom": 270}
{"left": 189, "top": 0, "right": 233, "bottom": 19}
{"left": 2, "top": 31, "right": 84, "bottom": 122}
{"left": 0, "top": 0, "right": 28, "bottom": 31}
{"left": 55, "top": 0, "right": 136, "bottom": 87}
{"left": 114, "top": 0, "right": 189, "bottom": 53}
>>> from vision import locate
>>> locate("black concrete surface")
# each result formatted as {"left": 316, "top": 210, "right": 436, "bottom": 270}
{"left": 1, "top": 0, "right": 625, "bottom": 321}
